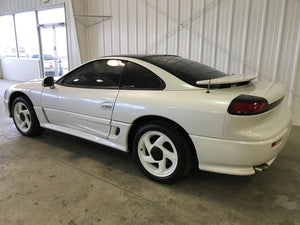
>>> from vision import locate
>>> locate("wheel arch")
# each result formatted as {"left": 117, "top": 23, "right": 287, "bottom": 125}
{"left": 127, "top": 115, "right": 198, "bottom": 165}
{"left": 8, "top": 91, "right": 33, "bottom": 117}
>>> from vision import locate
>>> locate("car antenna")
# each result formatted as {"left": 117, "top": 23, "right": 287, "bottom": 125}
{"left": 206, "top": 79, "right": 211, "bottom": 93}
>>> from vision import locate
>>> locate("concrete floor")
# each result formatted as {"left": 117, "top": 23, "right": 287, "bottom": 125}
{"left": 0, "top": 79, "right": 299, "bottom": 225}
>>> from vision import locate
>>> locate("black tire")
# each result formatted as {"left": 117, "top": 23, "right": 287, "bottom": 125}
{"left": 11, "top": 96, "right": 44, "bottom": 136}
{"left": 132, "top": 120, "right": 191, "bottom": 183}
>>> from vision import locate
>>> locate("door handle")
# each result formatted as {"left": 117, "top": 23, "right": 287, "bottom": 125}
{"left": 101, "top": 102, "right": 114, "bottom": 110}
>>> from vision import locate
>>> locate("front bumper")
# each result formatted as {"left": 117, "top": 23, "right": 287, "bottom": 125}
{"left": 190, "top": 121, "right": 292, "bottom": 175}
{"left": 3, "top": 98, "right": 10, "bottom": 116}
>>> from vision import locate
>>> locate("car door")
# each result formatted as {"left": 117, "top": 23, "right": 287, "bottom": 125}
{"left": 42, "top": 59, "right": 126, "bottom": 139}
{"left": 111, "top": 61, "right": 166, "bottom": 122}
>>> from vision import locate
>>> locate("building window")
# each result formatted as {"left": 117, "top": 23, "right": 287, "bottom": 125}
{"left": 0, "top": 15, "right": 17, "bottom": 57}
{"left": 38, "top": 7, "right": 65, "bottom": 24}
{"left": 14, "top": 11, "right": 39, "bottom": 58}
{"left": 0, "top": 6, "right": 69, "bottom": 77}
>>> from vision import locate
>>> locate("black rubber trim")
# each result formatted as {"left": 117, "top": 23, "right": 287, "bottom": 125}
{"left": 268, "top": 96, "right": 284, "bottom": 111}
{"left": 228, "top": 95, "right": 284, "bottom": 116}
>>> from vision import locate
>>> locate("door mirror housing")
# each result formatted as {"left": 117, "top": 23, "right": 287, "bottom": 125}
{"left": 42, "top": 76, "right": 55, "bottom": 89}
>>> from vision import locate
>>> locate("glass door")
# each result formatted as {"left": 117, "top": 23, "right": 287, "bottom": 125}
{"left": 39, "top": 24, "right": 68, "bottom": 77}
{"left": 38, "top": 7, "right": 68, "bottom": 77}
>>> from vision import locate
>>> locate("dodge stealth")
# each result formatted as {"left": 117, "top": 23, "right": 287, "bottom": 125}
{"left": 3, "top": 55, "right": 292, "bottom": 183}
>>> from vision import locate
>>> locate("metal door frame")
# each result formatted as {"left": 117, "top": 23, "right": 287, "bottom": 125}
{"left": 35, "top": 6, "right": 68, "bottom": 78}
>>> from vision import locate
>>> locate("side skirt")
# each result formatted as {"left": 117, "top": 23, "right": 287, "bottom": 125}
{"left": 40, "top": 122, "right": 128, "bottom": 152}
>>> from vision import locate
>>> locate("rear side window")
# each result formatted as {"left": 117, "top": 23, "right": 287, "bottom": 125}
{"left": 120, "top": 62, "right": 165, "bottom": 90}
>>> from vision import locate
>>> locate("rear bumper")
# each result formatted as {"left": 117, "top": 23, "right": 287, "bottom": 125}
{"left": 190, "top": 120, "right": 292, "bottom": 175}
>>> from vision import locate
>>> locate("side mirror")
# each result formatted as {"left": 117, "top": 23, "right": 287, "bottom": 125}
{"left": 42, "top": 76, "right": 55, "bottom": 89}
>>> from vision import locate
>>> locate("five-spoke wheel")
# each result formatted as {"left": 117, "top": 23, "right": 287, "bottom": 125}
{"left": 12, "top": 96, "right": 44, "bottom": 136}
{"left": 133, "top": 121, "right": 191, "bottom": 183}
{"left": 137, "top": 131, "right": 178, "bottom": 178}
{"left": 13, "top": 101, "right": 32, "bottom": 133}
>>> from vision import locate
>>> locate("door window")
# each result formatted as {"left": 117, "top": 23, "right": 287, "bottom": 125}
{"left": 121, "top": 62, "right": 165, "bottom": 90}
{"left": 57, "top": 59, "right": 125, "bottom": 89}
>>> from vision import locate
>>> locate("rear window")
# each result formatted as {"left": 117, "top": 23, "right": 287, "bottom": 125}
{"left": 142, "top": 55, "right": 227, "bottom": 86}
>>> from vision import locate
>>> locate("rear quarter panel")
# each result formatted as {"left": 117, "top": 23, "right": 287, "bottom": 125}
{"left": 112, "top": 89, "right": 231, "bottom": 138}
{"left": 113, "top": 81, "right": 291, "bottom": 141}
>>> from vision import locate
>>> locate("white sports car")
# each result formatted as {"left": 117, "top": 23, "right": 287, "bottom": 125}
{"left": 3, "top": 55, "right": 292, "bottom": 183}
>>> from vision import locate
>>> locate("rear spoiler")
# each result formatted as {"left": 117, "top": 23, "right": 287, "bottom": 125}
{"left": 196, "top": 74, "right": 258, "bottom": 85}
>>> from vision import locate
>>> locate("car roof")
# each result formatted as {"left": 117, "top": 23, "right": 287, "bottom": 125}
{"left": 109, "top": 54, "right": 179, "bottom": 60}
{"left": 108, "top": 55, "right": 227, "bottom": 86}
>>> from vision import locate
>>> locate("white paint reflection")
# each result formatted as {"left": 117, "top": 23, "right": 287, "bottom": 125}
{"left": 107, "top": 60, "right": 125, "bottom": 67}
{"left": 116, "top": 102, "right": 145, "bottom": 110}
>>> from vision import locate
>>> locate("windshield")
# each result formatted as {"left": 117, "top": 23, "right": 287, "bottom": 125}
{"left": 142, "top": 55, "right": 227, "bottom": 86}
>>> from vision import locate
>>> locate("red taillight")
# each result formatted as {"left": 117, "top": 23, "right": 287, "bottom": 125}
{"left": 271, "top": 139, "right": 281, "bottom": 148}
{"left": 230, "top": 102, "right": 267, "bottom": 114}
{"left": 228, "top": 95, "right": 268, "bottom": 115}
